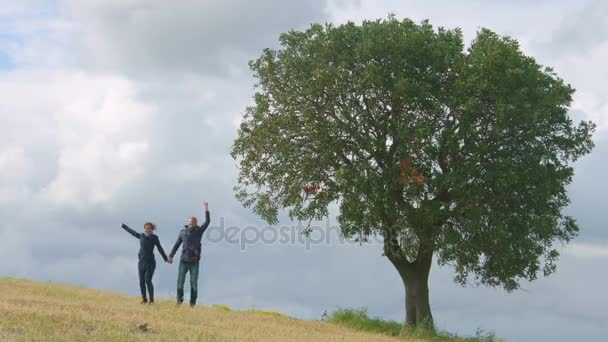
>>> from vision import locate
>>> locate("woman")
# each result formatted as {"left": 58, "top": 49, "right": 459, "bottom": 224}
{"left": 121, "top": 222, "right": 168, "bottom": 304}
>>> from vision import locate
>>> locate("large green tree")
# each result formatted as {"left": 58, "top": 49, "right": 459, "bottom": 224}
{"left": 231, "top": 17, "right": 595, "bottom": 327}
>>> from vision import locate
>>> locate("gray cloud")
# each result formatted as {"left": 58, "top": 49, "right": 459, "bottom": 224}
{"left": 542, "top": 0, "right": 608, "bottom": 56}
{"left": 62, "top": 0, "right": 328, "bottom": 77}
{"left": 565, "top": 136, "right": 608, "bottom": 242}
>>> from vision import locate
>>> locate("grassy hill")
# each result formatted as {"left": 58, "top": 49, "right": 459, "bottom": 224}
{"left": 0, "top": 278, "right": 497, "bottom": 341}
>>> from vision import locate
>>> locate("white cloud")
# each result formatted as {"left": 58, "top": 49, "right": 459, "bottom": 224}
{"left": 572, "top": 90, "right": 608, "bottom": 133}
{"left": 42, "top": 139, "right": 149, "bottom": 206}
{"left": 170, "top": 161, "right": 210, "bottom": 182}
{"left": 0, "top": 70, "right": 155, "bottom": 208}
{"left": 563, "top": 242, "right": 608, "bottom": 258}
{"left": 0, "top": 145, "right": 31, "bottom": 204}
{"left": 0, "top": 146, "right": 30, "bottom": 178}
{"left": 40, "top": 73, "right": 154, "bottom": 207}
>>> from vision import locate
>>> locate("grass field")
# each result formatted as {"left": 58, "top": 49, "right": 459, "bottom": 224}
{"left": 0, "top": 278, "right": 500, "bottom": 341}
{"left": 0, "top": 278, "right": 419, "bottom": 341}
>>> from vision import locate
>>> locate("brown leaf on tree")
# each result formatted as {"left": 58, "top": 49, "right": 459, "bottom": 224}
{"left": 400, "top": 158, "right": 413, "bottom": 170}
{"left": 414, "top": 176, "right": 427, "bottom": 185}
{"left": 303, "top": 184, "right": 319, "bottom": 195}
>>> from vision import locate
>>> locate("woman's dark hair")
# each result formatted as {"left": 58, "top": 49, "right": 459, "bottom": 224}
{"left": 143, "top": 222, "right": 157, "bottom": 231}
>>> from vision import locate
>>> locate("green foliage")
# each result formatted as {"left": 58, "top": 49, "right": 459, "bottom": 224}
{"left": 328, "top": 308, "right": 403, "bottom": 336}
{"left": 231, "top": 16, "right": 595, "bottom": 290}
{"left": 249, "top": 309, "right": 291, "bottom": 318}
{"left": 327, "top": 308, "right": 501, "bottom": 341}
{"left": 212, "top": 304, "right": 232, "bottom": 311}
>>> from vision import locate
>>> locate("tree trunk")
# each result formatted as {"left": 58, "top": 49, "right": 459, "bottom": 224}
{"left": 386, "top": 245, "right": 434, "bottom": 328}
{"left": 404, "top": 264, "right": 432, "bottom": 327}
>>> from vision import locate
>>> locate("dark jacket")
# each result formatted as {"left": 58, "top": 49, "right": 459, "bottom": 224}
{"left": 169, "top": 211, "right": 210, "bottom": 263}
{"left": 121, "top": 224, "right": 168, "bottom": 262}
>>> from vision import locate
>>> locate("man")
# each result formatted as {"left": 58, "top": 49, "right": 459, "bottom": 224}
{"left": 168, "top": 201, "right": 210, "bottom": 307}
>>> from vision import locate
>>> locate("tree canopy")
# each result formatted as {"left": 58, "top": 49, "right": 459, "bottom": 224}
{"left": 231, "top": 16, "right": 595, "bottom": 325}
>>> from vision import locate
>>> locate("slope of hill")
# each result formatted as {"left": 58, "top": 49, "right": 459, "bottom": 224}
{"left": 0, "top": 278, "right": 419, "bottom": 341}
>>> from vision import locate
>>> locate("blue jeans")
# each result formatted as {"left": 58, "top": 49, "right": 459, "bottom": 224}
{"left": 177, "top": 261, "right": 200, "bottom": 305}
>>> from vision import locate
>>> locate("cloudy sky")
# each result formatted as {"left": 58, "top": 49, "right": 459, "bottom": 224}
{"left": 1, "top": 1, "right": 607, "bottom": 341}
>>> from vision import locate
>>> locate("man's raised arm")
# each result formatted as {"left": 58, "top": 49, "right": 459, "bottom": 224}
{"left": 200, "top": 201, "right": 210, "bottom": 233}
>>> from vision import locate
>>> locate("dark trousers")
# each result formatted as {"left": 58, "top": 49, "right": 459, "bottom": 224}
{"left": 177, "top": 261, "right": 200, "bottom": 305}
{"left": 138, "top": 259, "right": 156, "bottom": 301}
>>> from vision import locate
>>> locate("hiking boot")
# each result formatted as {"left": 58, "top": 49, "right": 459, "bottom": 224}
{"left": 140, "top": 299, "right": 148, "bottom": 304}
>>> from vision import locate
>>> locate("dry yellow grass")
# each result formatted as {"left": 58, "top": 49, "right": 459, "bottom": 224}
{"left": 0, "top": 278, "right": 423, "bottom": 342}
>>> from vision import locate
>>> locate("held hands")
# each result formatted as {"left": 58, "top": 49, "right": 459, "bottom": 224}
{"left": 167, "top": 257, "right": 173, "bottom": 264}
